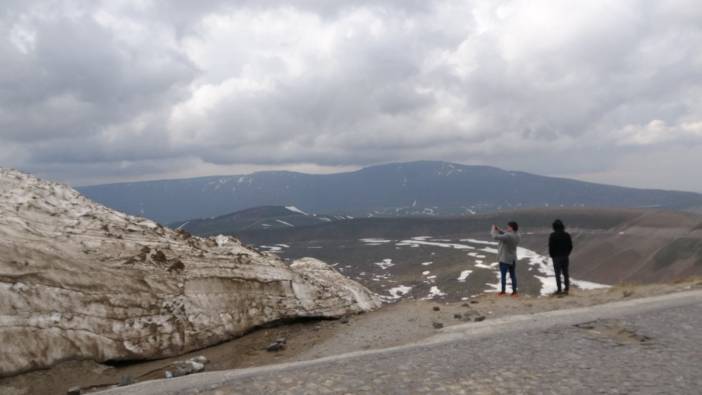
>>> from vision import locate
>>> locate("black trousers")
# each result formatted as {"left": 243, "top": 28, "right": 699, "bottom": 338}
{"left": 552, "top": 256, "right": 570, "bottom": 292}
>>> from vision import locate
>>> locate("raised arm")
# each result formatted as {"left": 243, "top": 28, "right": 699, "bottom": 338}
{"left": 491, "top": 227, "right": 511, "bottom": 241}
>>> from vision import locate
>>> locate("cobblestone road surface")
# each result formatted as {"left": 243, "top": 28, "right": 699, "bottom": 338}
{"left": 102, "top": 291, "right": 702, "bottom": 395}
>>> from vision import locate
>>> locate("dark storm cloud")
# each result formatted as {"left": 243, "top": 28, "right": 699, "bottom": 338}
{"left": 0, "top": 1, "right": 701, "bottom": 190}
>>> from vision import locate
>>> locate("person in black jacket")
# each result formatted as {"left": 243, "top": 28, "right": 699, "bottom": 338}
{"left": 549, "top": 219, "right": 573, "bottom": 295}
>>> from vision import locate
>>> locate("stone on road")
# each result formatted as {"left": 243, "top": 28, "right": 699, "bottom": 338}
{"left": 99, "top": 290, "right": 702, "bottom": 395}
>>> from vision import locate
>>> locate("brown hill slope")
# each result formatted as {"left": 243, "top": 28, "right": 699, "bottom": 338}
{"left": 233, "top": 208, "right": 702, "bottom": 287}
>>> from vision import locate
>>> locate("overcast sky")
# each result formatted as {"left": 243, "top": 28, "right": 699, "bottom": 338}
{"left": 1, "top": 0, "right": 701, "bottom": 191}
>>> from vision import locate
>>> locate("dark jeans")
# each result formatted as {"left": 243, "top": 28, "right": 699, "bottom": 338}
{"left": 499, "top": 261, "right": 517, "bottom": 293}
{"left": 553, "top": 256, "right": 570, "bottom": 292}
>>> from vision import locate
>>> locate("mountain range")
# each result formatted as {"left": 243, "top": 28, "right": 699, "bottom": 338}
{"left": 78, "top": 161, "right": 702, "bottom": 224}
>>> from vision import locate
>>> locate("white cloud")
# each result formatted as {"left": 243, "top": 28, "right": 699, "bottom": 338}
{"left": 612, "top": 120, "right": 702, "bottom": 146}
{"left": 0, "top": 0, "right": 701, "bottom": 189}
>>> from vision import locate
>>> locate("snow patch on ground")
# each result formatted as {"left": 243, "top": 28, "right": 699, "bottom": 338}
{"left": 285, "top": 206, "right": 308, "bottom": 215}
{"left": 571, "top": 279, "right": 611, "bottom": 290}
{"left": 457, "top": 270, "right": 473, "bottom": 282}
{"left": 424, "top": 286, "right": 446, "bottom": 299}
{"left": 460, "top": 239, "right": 498, "bottom": 246}
{"left": 396, "top": 240, "right": 475, "bottom": 250}
{"left": 387, "top": 285, "right": 412, "bottom": 299}
{"left": 276, "top": 219, "right": 295, "bottom": 227}
{"left": 421, "top": 261, "right": 433, "bottom": 266}
{"left": 359, "top": 238, "right": 392, "bottom": 245}
{"left": 260, "top": 244, "right": 290, "bottom": 252}
{"left": 516, "top": 247, "right": 609, "bottom": 295}
{"left": 215, "top": 235, "right": 229, "bottom": 247}
{"left": 471, "top": 240, "right": 609, "bottom": 295}
{"left": 374, "top": 259, "right": 394, "bottom": 270}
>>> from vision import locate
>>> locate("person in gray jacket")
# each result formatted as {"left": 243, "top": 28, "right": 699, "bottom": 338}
{"left": 491, "top": 221, "right": 521, "bottom": 296}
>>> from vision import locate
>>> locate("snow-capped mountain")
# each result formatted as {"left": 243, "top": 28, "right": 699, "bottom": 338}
{"left": 78, "top": 161, "right": 702, "bottom": 224}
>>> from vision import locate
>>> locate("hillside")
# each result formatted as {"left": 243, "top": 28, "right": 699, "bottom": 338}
{"left": 218, "top": 207, "right": 642, "bottom": 242}
{"left": 77, "top": 161, "right": 702, "bottom": 224}
{"left": 170, "top": 205, "right": 348, "bottom": 234}
{"left": 209, "top": 208, "right": 702, "bottom": 296}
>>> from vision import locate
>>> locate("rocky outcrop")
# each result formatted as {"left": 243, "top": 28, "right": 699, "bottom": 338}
{"left": 0, "top": 169, "right": 381, "bottom": 377}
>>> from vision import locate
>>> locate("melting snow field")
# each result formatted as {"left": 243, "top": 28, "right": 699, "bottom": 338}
{"left": 516, "top": 247, "right": 610, "bottom": 295}
{"left": 258, "top": 235, "right": 609, "bottom": 301}
{"left": 395, "top": 236, "right": 608, "bottom": 298}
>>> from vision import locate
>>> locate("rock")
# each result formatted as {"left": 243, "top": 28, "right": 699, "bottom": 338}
{"left": 167, "top": 259, "right": 185, "bottom": 273}
{"left": 118, "top": 376, "right": 134, "bottom": 386}
{"left": 67, "top": 386, "right": 81, "bottom": 395}
{"left": 176, "top": 229, "right": 192, "bottom": 239}
{"left": 432, "top": 306, "right": 441, "bottom": 311}
{"left": 152, "top": 250, "right": 167, "bottom": 262}
{"left": 453, "top": 312, "right": 473, "bottom": 322}
{"left": 340, "top": 316, "right": 350, "bottom": 324}
{"left": 461, "top": 303, "right": 470, "bottom": 308}
{"left": 191, "top": 355, "right": 209, "bottom": 365}
{"left": 474, "top": 316, "right": 486, "bottom": 322}
{"left": 0, "top": 169, "right": 382, "bottom": 377}
{"left": 470, "top": 300, "right": 479, "bottom": 304}
{"left": 432, "top": 322, "right": 444, "bottom": 329}
{"left": 171, "top": 359, "right": 206, "bottom": 376}
{"left": 266, "top": 339, "right": 286, "bottom": 352}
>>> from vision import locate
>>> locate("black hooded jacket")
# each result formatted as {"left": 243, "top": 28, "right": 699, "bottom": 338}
{"left": 549, "top": 230, "right": 573, "bottom": 258}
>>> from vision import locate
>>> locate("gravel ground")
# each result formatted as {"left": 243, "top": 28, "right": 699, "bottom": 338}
{"left": 3, "top": 281, "right": 700, "bottom": 395}
{"left": 98, "top": 289, "right": 702, "bottom": 395}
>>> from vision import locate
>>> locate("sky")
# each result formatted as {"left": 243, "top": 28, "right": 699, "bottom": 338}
{"left": 1, "top": 0, "right": 701, "bottom": 191}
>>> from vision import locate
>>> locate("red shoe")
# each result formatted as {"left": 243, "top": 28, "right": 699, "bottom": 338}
{"left": 511, "top": 292, "right": 519, "bottom": 298}
{"left": 497, "top": 292, "right": 507, "bottom": 296}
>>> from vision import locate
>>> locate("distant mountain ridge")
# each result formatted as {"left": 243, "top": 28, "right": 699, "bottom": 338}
{"left": 77, "top": 161, "right": 702, "bottom": 224}
{"left": 170, "top": 205, "right": 351, "bottom": 235}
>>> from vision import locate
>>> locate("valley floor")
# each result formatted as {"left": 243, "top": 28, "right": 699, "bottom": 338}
{"left": 2, "top": 279, "right": 701, "bottom": 395}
